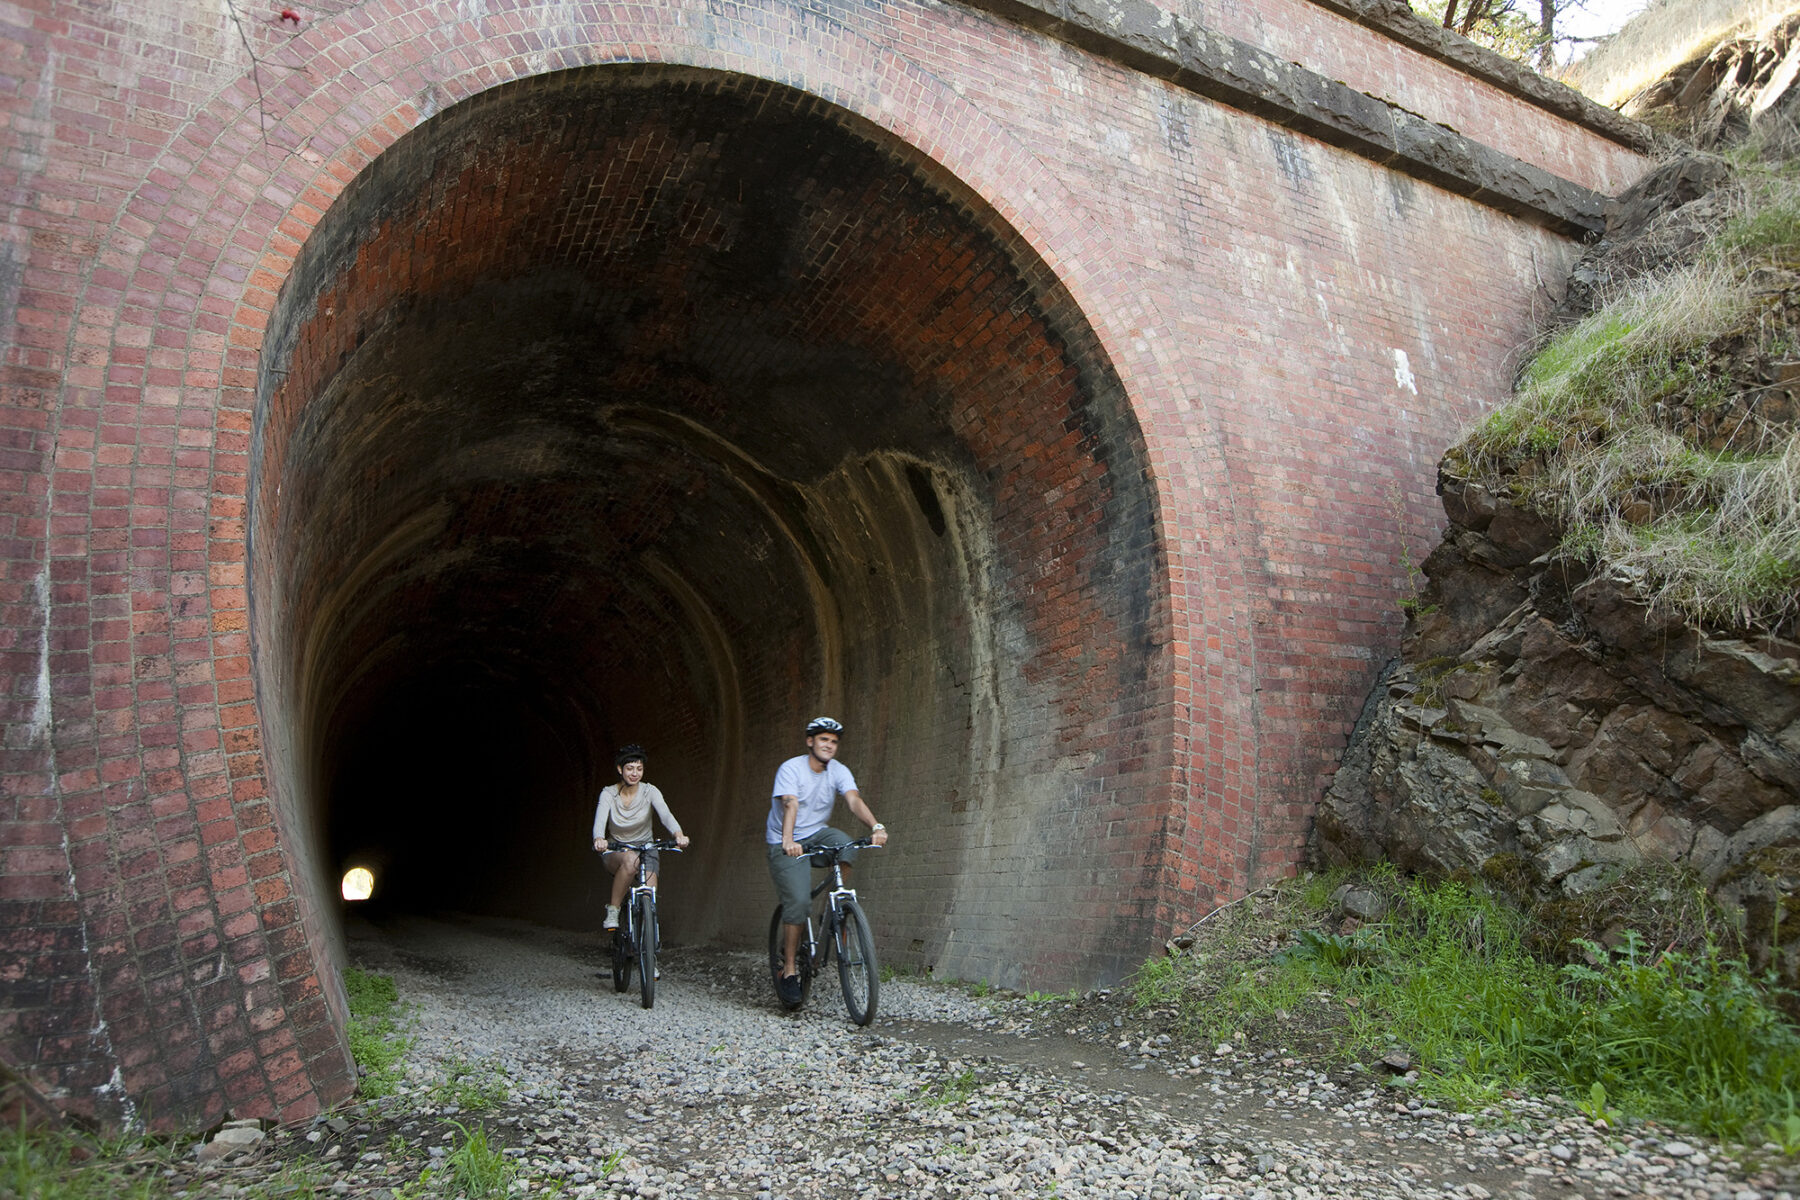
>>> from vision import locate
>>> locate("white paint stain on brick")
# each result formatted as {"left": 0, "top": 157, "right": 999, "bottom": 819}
{"left": 1393, "top": 348, "right": 1418, "bottom": 394}
{"left": 65, "top": 821, "right": 140, "bottom": 1129}
{"left": 29, "top": 563, "right": 50, "bottom": 744}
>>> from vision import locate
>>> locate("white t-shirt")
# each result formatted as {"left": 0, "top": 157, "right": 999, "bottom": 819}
{"left": 766, "top": 756, "right": 858, "bottom": 844}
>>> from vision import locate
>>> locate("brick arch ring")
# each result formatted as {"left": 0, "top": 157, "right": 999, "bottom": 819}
{"left": 53, "top": 0, "right": 1264, "bottom": 1126}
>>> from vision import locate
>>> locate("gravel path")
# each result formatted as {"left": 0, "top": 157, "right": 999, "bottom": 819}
{"left": 180, "top": 915, "right": 1800, "bottom": 1200}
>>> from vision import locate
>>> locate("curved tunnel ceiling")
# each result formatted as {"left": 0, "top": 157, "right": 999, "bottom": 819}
{"left": 252, "top": 65, "right": 1166, "bottom": 977}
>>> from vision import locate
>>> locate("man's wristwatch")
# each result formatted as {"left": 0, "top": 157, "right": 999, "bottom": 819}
{"left": 871, "top": 823, "right": 885, "bottom": 831}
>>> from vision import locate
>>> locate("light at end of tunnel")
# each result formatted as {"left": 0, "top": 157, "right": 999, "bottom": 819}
{"left": 341, "top": 866, "right": 375, "bottom": 902}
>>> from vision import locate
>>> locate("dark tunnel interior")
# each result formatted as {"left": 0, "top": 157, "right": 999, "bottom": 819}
{"left": 249, "top": 65, "right": 1170, "bottom": 984}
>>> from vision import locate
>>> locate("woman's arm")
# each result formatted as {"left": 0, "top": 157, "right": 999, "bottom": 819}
{"left": 647, "top": 785, "right": 690, "bottom": 847}
{"left": 592, "top": 787, "right": 612, "bottom": 851}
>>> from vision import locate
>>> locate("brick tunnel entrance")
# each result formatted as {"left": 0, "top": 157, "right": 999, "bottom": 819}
{"left": 253, "top": 66, "right": 1169, "bottom": 986}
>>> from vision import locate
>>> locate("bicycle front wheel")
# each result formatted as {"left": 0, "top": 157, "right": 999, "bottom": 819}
{"left": 611, "top": 925, "right": 631, "bottom": 994}
{"left": 834, "top": 898, "right": 879, "bottom": 1026}
{"left": 636, "top": 892, "right": 657, "bottom": 1009}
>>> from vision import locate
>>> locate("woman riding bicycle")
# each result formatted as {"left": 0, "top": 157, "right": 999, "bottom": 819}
{"left": 767, "top": 718, "right": 889, "bottom": 1006}
{"left": 593, "top": 744, "right": 689, "bottom": 934}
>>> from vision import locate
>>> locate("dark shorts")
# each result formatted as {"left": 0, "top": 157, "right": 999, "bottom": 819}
{"left": 768, "top": 827, "right": 857, "bottom": 925}
{"left": 602, "top": 846, "right": 660, "bottom": 879}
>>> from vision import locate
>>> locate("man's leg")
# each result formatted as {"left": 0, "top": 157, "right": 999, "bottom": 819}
{"left": 769, "top": 845, "right": 810, "bottom": 980}
{"left": 782, "top": 922, "right": 802, "bottom": 977}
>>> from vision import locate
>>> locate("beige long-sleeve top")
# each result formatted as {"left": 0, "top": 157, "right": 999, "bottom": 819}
{"left": 592, "top": 783, "right": 683, "bottom": 845}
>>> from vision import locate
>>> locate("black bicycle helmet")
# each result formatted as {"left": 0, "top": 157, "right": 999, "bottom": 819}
{"left": 614, "top": 743, "right": 646, "bottom": 768}
{"left": 804, "top": 717, "right": 844, "bottom": 736}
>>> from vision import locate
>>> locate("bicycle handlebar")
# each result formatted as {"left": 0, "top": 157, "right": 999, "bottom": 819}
{"left": 605, "top": 839, "right": 684, "bottom": 853}
{"left": 805, "top": 838, "right": 882, "bottom": 864}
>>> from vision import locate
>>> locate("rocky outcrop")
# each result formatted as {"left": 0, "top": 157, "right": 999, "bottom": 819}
{"left": 1316, "top": 477, "right": 1800, "bottom": 985}
{"left": 1316, "top": 148, "right": 1800, "bottom": 991}
{"left": 1623, "top": 10, "right": 1800, "bottom": 146}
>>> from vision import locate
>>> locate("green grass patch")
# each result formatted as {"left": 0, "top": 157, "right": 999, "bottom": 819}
{"left": 1552, "top": 933, "right": 1800, "bottom": 1138}
{"left": 921, "top": 1067, "right": 979, "bottom": 1108}
{"left": 428, "top": 1058, "right": 509, "bottom": 1112}
{"left": 1138, "top": 872, "right": 1800, "bottom": 1141}
{"left": 343, "top": 966, "right": 411, "bottom": 1099}
{"left": 0, "top": 1120, "right": 175, "bottom": 1200}
{"left": 237, "top": 1159, "right": 330, "bottom": 1199}
{"left": 1022, "top": 987, "right": 1080, "bottom": 1004}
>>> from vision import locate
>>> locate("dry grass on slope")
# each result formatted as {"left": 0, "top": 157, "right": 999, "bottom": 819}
{"left": 1453, "top": 162, "right": 1800, "bottom": 635}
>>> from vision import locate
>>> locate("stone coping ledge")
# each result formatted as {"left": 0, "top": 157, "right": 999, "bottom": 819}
{"left": 958, "top": 0, "right": 1622, "bottom": 236}
{"left": 1303, "top": 0, "right": 1656, "bottom": 154}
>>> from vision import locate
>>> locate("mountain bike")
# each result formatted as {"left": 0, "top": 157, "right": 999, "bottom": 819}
{"left": 767, "top": 838, "right": 881, "bottom": 1025}
{"left": 606, "top": 839, "right": 680, "bottom": 1009}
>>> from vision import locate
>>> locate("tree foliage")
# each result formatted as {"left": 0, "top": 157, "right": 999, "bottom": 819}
{"left": 1411, "top": 0, "right": 1560, "bottom": 69}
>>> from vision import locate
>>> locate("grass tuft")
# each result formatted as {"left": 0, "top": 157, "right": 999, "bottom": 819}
{"left": 441, "top": 1121, "right": 516, "bottom": 1199}
{"left": 920, "top": 1067, "right": 979, "bottom": 1108}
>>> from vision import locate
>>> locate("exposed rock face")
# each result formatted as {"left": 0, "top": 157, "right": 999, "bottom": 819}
{"left": 1623, "top": 11, "right": 1800, "bottom": 146}
{"left": 1316, "top": 479, "right": 1800, "bottom": 985}
{"left": 1316, "top": 148, "right": 1800, "bottom": 992}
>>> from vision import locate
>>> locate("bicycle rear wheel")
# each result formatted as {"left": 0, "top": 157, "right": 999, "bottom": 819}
{"left": 636, "top": 892, "right": 657, "bottom": 1009}
{"left": 834, "top": 898, "right": 879, "bottom": 1026}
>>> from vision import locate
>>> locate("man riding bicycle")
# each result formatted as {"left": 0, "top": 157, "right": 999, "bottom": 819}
{"left": 767, "top": 717, "right": 889, "bottom": 1006}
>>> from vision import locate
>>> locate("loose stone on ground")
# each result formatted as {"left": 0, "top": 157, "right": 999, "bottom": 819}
{"left": 171, "top": 916, "right": 1799, "bottom": 1200}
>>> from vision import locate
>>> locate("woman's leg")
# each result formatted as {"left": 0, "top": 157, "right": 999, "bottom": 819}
{"left": 607, "top": 850, "right": 639, "bottom": 909}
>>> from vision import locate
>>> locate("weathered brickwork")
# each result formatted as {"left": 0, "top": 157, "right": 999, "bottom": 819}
{"left": 0, "top": 0, "right": 1646, "bottom": 1127}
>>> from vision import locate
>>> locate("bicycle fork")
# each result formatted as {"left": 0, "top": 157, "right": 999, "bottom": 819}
{"left": 630, "top": 885, "right": 659, "bottom": 948}
{"left": 815, "top": 888, "right": 857, "bottom": 963}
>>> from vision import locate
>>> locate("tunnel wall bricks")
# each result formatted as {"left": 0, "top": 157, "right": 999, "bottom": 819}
{"left": 0, "top": 0, "right": 1645, "bottom": 1123}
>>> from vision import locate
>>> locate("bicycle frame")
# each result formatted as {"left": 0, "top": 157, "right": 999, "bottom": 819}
{"left": 606, "top": 839, "right": 679, "bottom": 1008}
{"left": 769, "top": 838, "right": 881, "bottom": 1023}
{"left": 799, "top": 858, "right": 857, "bottom": 969}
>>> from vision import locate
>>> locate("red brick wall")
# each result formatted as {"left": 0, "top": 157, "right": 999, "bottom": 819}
{"left": 0, "top": 0, "right": 1644, "bottom": 1127}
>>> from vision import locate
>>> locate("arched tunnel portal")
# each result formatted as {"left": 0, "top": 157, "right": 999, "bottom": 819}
{"left": 252, "top": 66, "right": 1172, "bottom": 988}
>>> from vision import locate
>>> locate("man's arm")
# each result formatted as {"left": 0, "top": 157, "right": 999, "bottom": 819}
{"left": 841, "top": 789, "right": 888, "bottom": 847}
{"left": 779, "top": 796, "right": 802, "bottom": 856}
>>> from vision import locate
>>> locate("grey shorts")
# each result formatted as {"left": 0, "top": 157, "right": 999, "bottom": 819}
{"left": 768, "top": 828, "right": 857, "bottom": 925}
{"left": 603, "top": 846, "right": 660, "bottom": 880}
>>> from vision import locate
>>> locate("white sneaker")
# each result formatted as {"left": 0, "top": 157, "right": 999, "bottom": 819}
{"left": 603, "top": 906, "right": 619, "bottom": 931}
